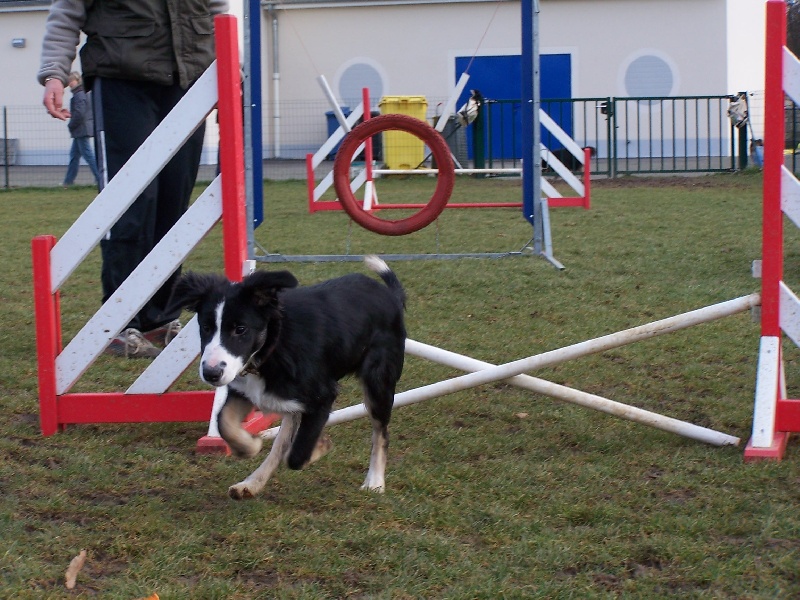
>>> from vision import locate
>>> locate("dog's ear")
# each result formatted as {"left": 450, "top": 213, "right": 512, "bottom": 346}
{"left": 168, "top": 272, "right": 228, "bottom": 314}
{"left": 240, "top": 270, "right": 299, "bottom": 308}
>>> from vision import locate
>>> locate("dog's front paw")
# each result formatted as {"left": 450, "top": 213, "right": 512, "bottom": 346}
{"left": 228, "top": 481, "right": 257, "bottom": 500}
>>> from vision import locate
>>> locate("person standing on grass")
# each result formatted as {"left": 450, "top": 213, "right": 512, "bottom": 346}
{"left": 37, "top": 0, "right": 228, "bottom": 358}
{"left": 62, "top": 72, "right": 99, "bottom": 187}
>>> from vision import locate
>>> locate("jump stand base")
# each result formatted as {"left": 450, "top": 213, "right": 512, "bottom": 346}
{"left": 243, "top": 411, "right": 281, "bottom": 435}
{"left": 743, "top": 432, "right": 791, "bottom": 462}
{"left": 196, "top": 436, "right": 230, "bottom": 455}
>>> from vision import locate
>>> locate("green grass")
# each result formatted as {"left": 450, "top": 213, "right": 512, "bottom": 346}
{"left": 3, "top": 171, "right": 800, "bottom": 598}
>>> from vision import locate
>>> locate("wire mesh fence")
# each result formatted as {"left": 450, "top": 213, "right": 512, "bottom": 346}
{"left": 1, "top": 93, "right": 766, "bottom": 189}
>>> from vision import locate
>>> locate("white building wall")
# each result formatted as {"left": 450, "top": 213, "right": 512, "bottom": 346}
{"left": 262, "top": 0, "right": 732, "bottom": 157}
{"left": 0, "top": 7, "right": 50, "bottom": 106}
{"left": 727, "top": 0, "right": 766, "bottom": 94}
{"left": 268, "top": 0, "right": 730, "bottom": 101}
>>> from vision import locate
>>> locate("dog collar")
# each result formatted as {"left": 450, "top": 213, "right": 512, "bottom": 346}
{"left": 237, "top": 317, "right": 283, "bottom": 376}
{"left": 239, "top": 351, "right": 261, "bottom": 376}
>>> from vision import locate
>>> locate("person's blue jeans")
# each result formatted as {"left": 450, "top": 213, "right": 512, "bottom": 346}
{"left": 63, "top": 136, "right": 100, "bottom": 185}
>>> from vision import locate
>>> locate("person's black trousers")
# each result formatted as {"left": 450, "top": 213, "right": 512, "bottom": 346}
{"left": 94, "top": 77, "right": 206, "bottom": 332}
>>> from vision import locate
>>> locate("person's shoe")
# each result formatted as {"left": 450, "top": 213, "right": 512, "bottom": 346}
{"left": 104, "top": 328, "right": 161, "bottom": 359}
{"left": 143, "top": 319, "right": 182, "bottom": 347}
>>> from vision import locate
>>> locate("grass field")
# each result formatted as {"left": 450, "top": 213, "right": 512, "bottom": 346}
{"left": 2, "top": 171, "right": 800, "bottom": 598}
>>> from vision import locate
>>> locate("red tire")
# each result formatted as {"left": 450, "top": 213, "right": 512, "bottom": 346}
{"left": 333, "top": 113, "right": 455, "bottom": 236}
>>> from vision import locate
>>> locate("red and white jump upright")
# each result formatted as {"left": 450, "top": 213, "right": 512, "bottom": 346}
{"left": 31, "top": 16, "right": 274, "bottom": 448}
{"left": 745, "top": 0, "right": 800, "bottom": 461}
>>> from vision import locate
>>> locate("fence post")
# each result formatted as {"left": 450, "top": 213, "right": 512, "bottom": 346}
{"left": 739, "top": 127, "right": 748, "bottom": 170}
{"left": 609, "top": 98, "right": 617, "bottom": 178}
{"left": 472, "top": 100, "right": 486, "bottom": 178}
{"left": 3, "top": 106, "right": 8, "bottom": 189}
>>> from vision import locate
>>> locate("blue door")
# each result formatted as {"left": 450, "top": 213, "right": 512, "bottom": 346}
{"left": 454, "top": 54, "right": 572, "bottom": 159}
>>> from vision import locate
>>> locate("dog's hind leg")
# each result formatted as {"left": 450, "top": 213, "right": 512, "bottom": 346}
{"left": 359, "top": 340, "right": 403, "bottom": 493}
{"left": 285, "top": 407, "right": 333, "bottom": 470}
{"left": 228, "top": 413, "right": 300, "bottom": 500}
{"left": 362, "top": 417, "right": 389, "bottom": 493}
{"left": 360, "top": 374, "right": 397, "bottom": 493}
{"left": 275, "top": 424, "right": 332, "bottom": 467}
{"left": 217, "top": 391, "right": 262, "bottom": 458}
{"left": 307, "top": 434, "right": 333, "bottom": 466}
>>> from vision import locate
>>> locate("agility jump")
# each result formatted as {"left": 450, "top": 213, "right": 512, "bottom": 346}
{"left": 744, "top": 0, "right": 800, "bottom": 461}
{"left": 31, "top": 16, "right": 278, "bottom": 450}
{"left": 305, "top": 83, "right": 592, "bottom": 238}
{"left": 259, "top": 296, "right": 755, "bottom": 448}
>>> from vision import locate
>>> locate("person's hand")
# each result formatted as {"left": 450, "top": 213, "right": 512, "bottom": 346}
{"left": 43, "top": 78, "right": 70, "bottom": 120}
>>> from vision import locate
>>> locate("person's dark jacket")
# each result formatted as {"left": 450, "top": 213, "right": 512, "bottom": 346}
{"left": 79, "top": 0, "right": 217, "bottom": 89}
{"left": 67, "top": 84, "right": 94, "bottom": 139}
{"left": 37, "top": 1, "right": 227, "bottom": 88}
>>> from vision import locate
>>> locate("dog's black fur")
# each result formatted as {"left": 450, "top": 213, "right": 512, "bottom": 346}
{"left": 543, "top": 146, "right": 596, "bottom": 173}
{"left": 170, "top": 256, "right": 406, "bottom": 499}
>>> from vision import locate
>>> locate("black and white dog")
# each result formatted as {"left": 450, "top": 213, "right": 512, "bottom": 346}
{"left": 170, "top": 256, "right": 407, "bottom": 499}
{"left": 543, "top": 146, "right": 596, "bottom": 174}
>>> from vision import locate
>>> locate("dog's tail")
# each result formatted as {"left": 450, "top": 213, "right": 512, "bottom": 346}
{"left": 364, "top": 255, "right": 406, "bottom": 309}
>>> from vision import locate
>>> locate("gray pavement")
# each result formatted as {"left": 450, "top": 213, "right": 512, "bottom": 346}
{"left": 0, "top": 159, "right": 335, "bottom": 189}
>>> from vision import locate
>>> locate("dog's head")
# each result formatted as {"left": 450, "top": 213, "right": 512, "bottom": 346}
{"left": 170, "top": 270, "right": 299, "bottom": 386}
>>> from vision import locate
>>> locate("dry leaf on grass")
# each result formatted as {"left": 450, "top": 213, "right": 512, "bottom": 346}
{"left": 64, "top": 549, "right": 87, "bottom": 589}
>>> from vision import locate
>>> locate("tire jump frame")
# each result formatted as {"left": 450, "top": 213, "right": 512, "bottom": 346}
{"left": 307, "top": 90, "right": 592, "bottom": 239}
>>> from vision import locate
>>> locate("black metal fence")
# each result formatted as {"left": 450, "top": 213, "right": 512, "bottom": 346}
{"left": 785, "top": 101, "right": 800, "bottom": 173}
{"left": 478, "top": 95, "right": 745, "bottom": 177}
{"left": 0, "top": 94, "right": 756, "bottom": 189}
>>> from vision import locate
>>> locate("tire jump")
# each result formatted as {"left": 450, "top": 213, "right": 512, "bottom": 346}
{"left": 333, "top": 113, "right": 456, "bottom": 236}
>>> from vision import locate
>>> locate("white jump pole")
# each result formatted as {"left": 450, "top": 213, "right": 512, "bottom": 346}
{"left": 317, "top": 75, "right": 350, "bottom": 132}
{"left": 261, "top": 293, "right": 759, "bottom": 443}
{"left": 436, "top": 72, "right": 470, "bottom": 132}
{"left": 405, "top": 339, "right": 739, "bottom": 446}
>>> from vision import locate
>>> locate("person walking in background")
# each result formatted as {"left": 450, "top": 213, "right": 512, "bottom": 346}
{"left": 63, "top": 72, "right": 99, "bottom": 187}
{"left": 38, "top": 0, "right": 228, "bottom": 358}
